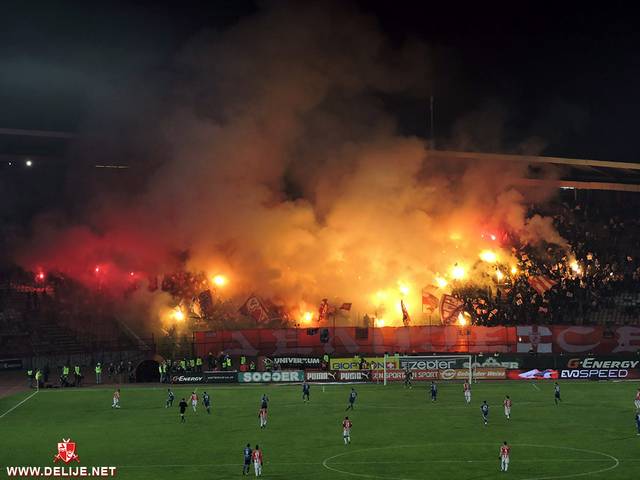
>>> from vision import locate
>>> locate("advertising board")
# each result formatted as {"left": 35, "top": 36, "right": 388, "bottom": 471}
{"left": 238, "top": 371, "right": 305, "bottom": 383}
{"left": 171, "top": 372, "right": 237, "bottom": 383}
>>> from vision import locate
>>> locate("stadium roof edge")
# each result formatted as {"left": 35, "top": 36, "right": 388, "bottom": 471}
{"left": 512, "top": 178, "right": 640, "bottom": 192}
{"left": 0, "top": 128, "right": 77, "bottom": 139}
{"left": 431, "top": 150, "right": 640, "bottom": 171}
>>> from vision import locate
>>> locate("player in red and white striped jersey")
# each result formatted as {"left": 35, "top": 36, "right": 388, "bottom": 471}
{"left": 258, "top": 407, "right": 268, "bottom": 429}
{"left": 342, "top": 416, "right": 353, "bottom": 445}
{"left": 499, "top": 441, "right": 511, "bottom": 472}
{"left": 463, "top": 381, "right": 471, "bottom": 404}
{"left": 634, "top": 388, "right": 640, "bottom": 409}
{"left": 503, "top": 395, "right": 512, "bottom": 420}
{"left": 190, "top": 391, "right": 198, "bottom": 413}
{"left": 252, "top": 445, "right": 263, "bottom": 477}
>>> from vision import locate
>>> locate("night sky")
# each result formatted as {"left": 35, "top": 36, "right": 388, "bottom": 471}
{"left": 3, "top": 1, "right": 639, "bottom": 160}
{"left": 1, "top": 1, "right": 639, "bottom": 227}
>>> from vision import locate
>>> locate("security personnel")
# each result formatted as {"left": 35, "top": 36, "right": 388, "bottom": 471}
{"left": 180, "top": 359, "right": 186, "bottom": 372}
{"left": 27, "top": 368, "right": 34, "bottom": 388}
{"left": 74, "top": 364, "right": 82, "bottom": 386}
{"left": 35, "top": 369, "right": 43, "bottom": 389}
{"left": 95, "top": 362, "right": 102, "bottom": 384}
{"left": 196, "top": 357, "right": 203, "bottom": 372}
{"left": 249, "top": 361, "right": 256, "bottom": 372}
{"left": 62, "top": 365, "right": 70, "bottom": 387}
{"left": 158, "top": 362, "right": 164, "bottom": 383}
{"left": 189, "top": 358, "right": 195, "bottom": 371}
{"left": 240, "top": 356, "right": 247, "bottom": 372}
{"left": 226, "top": 356, "right": 232, "bottom": 369}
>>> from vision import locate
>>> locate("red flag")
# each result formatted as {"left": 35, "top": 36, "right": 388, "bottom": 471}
{"left": 528, "top": 276, "right": 557, "bottom": 296}
{"left": 239, "top": 295, "right": 270, "bottom": 323}
{"left": 340, "top": 303, "right": 352, "bottom": 311}
{"left": 421, "top": 289, "right": 439, "bottom": 313}
{"left": 401, "top": 299, "right": 411, "bottom": 326}
{"left": 440, "top": 294, "right": 464, "bottom": 325}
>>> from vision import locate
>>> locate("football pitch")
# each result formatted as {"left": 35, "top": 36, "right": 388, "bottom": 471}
{"left": 1, "top": 381, "right": 638, "bottom": 479}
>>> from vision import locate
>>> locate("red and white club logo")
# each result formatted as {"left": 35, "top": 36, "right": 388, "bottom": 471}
{"left": 53, "top": 438, "right": 80, "bottom": 464}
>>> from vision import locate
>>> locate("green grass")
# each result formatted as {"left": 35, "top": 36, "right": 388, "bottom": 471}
{"left": 1, "top": 381, "right": 639, "bottom": 479}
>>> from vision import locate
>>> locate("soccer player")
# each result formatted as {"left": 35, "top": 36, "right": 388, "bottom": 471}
{"left": 481, "top": 400, "right": 489, "bottom": 426}
{"left": 242, "top": 443, "right": 252, "bottom": 475}
{"left": 404, "top": 367, "right": 412, "bottom": 389}
{"left": 463, "top": 380, "right": 471, "bottom": 404}
{"left": 258, "top": 406, "right": 268, "bottom": 429}
{"left": 342, "top": 416, "right": 353, "bottom": 445}
{"left": 179, "top": 398, "right": 188, "bottom": 423}
{"left": 111, "top": 388, "right": 121, "bottom": 409}
{"left": 165, "top": 388, "right": 175, "bottom": 408}
{"left": 302, "top": 381, "right": 310, "bottom": 402}
{"left": 203, "top": 391, "right": 211, "bottom": 414}
{"left": 252, "top": 445, "right": 263, "bottom": 477}
{"left": 554, "top": 382, "right": 561, "bottom": 406}
{"left": 190, "top": 391, "right": 198, "bottom": 413}
{"left": 430, "top": 381, "right": 438, "bottom": 402}
{"left": 635, "top": 411, "right": 640, "bottom": 436}
{"left": 346, "top": 387, "right": 358, "bottom": 410}
{"left": 503, "top": 395, "right": 512, "bottom": 420}
{"left": 634, "top": 388, "right": 640, "bottom": 410}
{"left": 499, "top": 441, "right": 511, "bottom": 472}
{"left": 260, "top": 394, "right": 269, "bottom": 410}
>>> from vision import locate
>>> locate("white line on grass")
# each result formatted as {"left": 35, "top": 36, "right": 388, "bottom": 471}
{"left": 322, "top": 443, "right": 620, "bottom": 480}
{"left": 0, "top": 390, "right": 38, "bottom": 419}
{"left": 532, "top": 383, "right": 540, "bottom": 391}
{"left": 117, "top": 458, "right": 630, "bottom": 469}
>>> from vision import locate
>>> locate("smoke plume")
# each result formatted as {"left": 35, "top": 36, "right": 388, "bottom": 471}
{"left": 16, "top": 2, "right": 564, "bottom": 326}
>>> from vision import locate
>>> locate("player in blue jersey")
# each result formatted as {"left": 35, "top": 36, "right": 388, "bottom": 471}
{"left": 346, "top": 388, "right": 358, "bottom": 410}
{"left": 165, "top": 388, "right": 174, "bottom": 408}
{"left": 203, "top": 391, "right": 211, "bottom": 414}
{"left": 302, "top": 381, "right": 310, "bottom": 402}
{"left": 242, "top": 443, "right": 252, "bottom": 475}
{"left": 261, "top": 394, "right": 269, "bottom": 410}
{"left": 481, "top": 400, "right": 489, "bottom": 426}
{"left": 430, "top": 381, "right": 438, "bottom": 402}
{"left": 404, "top": 367, "right": 412, "bottom": 389}
{"left": 635, "top": 411, "right": 640, "bottom": 436}
{"left": 554, "top": 382, "right": 561, "bottom": 405}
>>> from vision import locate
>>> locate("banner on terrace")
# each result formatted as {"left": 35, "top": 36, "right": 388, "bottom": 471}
{"left": 194, "top": 325, "right": 640, "bottom": 356}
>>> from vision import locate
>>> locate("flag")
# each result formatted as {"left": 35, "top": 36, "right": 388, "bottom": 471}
{"left": 340, "top": 303, "right": 352, "bottom": 311}
{"left": 197, "top": 290, "right": 214, "bottom": 317}
{"left": 239, "top": 295, "right": 270, "bottom": 323}
{"left": 527, "top": 275, "right": 557, "bottom": 296}
{"left": 421, "top": 288, "right": 439, "bottom": 313}
{"left": 440, "top": 294, "right": 464, "bottom": 325}
{"left": 401, "top": 299, "right": 411, "bottom": 326}
{"left": 318, "top": 298, "right": 329, "bottom": 322}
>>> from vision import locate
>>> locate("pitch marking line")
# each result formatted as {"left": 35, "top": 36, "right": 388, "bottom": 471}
{"left": 321, "top": 443, "right": 620, "bottom": 480}
{"left": 0, "top": 390, "right": 38, "bottom": 419}
{"left": 532, "top": 383, "right": 541, "bottom": 391}
{"left": 117, "top": 458, "right": 624, "bottom": 469}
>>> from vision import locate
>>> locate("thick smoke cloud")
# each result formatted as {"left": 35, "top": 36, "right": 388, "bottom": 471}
{"left": 17, "top": 2, "right": 563, "bottom": 325}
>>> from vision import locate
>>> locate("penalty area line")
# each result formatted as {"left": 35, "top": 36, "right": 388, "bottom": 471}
{"left": 531, "top": 383, "right": 540, "bottom": 391}
{"left": 0, "top": 390, "right": 38, "bottom": 419}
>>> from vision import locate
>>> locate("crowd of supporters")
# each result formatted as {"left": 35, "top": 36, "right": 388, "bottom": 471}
{"left": 457, "top": 198, "right": 640, "bottom": 326}
{"left": 2, "top": 196, "right": 640, "bottom": 359}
